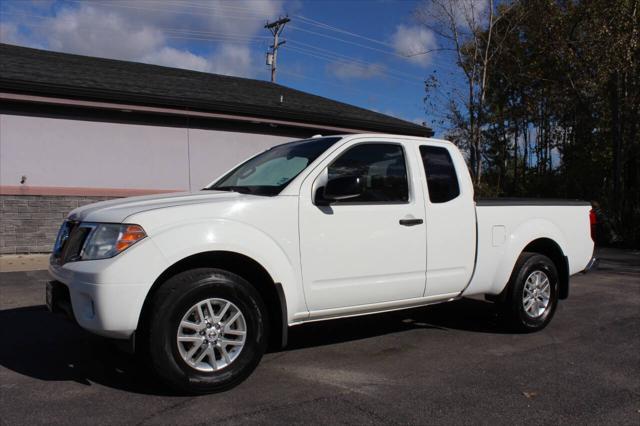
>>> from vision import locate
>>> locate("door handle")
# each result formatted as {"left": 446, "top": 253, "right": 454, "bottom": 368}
{"left": 399, "top": 218, "right": 424, "bottom": 226}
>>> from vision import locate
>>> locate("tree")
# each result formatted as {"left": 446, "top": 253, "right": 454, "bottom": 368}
{"left": 429, "top": 0, "right": 640, "bottom": 245}
{"left": 416, "top": 0, "right": 520, "bottom": 185}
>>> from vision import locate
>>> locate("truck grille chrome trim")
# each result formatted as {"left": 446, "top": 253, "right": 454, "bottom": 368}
{"left": 51, "top": 221, "right": 92, "bottom": 265}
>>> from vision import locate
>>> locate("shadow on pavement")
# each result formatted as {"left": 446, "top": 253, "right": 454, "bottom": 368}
{"left": 0, "top": 305, "right": 171, "bottom": 396}
{"left": 0, "top": 298, "right": 507, "bottom": 395}
{"left": 286, "top": 297, "right": 510, "bottom": 351}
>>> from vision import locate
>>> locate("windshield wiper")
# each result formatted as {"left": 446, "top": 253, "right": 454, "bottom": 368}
{"left": 209, "top": 186, "right": 253, "bottom": 194}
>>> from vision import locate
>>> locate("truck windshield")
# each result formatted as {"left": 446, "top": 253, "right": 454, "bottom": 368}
{"left": 207, "top": 137, "right": 342, "bottom": 196}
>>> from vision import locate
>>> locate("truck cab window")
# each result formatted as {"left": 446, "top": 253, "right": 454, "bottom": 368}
{"left": 327, "top": 143, "right": 409, "bottom": 203}
{"left": 420, "top": 146, "right": 460, "bottom": 203}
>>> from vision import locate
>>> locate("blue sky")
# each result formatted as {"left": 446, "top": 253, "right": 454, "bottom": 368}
{"left": 0, "top": 0, "right": 466, "bottom": 135}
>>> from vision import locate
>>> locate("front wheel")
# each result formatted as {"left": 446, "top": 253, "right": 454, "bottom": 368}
{"left": 502, "top": 253, "right": 559, "bottom": 332}
{"left": 145, "top": 268, "right": 268, "bottom": 394}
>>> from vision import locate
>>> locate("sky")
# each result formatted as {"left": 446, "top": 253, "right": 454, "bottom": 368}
{"left": 0, "top": 0, "right": 469, "bottom": 136}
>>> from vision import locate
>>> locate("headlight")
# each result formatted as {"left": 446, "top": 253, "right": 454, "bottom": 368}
{"left": 80, "top": 223, "right": 146, "bottom": 260}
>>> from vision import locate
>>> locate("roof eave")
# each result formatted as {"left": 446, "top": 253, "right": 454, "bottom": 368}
{"left": 0, "top": 78, "right": 433, "bottom": 137}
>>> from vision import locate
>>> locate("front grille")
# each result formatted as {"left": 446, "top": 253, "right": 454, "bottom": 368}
{"left": 52, "top": 221, "right": 91, "bottom": 265}
{"left": 63, "top": 226, "right": 91, "bottom": 262}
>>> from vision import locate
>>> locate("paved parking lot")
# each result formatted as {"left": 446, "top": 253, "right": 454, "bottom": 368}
{"left": 1, "top": 248, "right": 638, "bottom": 425}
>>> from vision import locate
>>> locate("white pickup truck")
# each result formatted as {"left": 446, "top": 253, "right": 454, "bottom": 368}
{"left": 48, "top": 134, "right": 596, "bottom": 393}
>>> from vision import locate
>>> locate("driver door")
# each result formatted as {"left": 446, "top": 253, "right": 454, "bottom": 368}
{"left": 298, "top": 140, "right": 427, "bottom": 313}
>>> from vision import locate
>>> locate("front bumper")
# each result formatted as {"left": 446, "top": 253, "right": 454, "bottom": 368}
{"left": 48, "top": 265, "right": 147, "bottom": 339}
{"left": 46, "top": 280, "right": 75, "bottom": 320}
{"left": 47, "top": 237, "right": 167, "bottom": 339}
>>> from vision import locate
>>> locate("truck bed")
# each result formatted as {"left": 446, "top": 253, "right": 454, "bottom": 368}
{"left": 462, "top": 199, "right": 594, "bottom": 298}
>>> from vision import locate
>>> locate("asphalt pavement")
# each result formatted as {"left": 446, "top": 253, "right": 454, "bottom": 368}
{"left": 0, "top": 248, "right": 638, "bottom": 425}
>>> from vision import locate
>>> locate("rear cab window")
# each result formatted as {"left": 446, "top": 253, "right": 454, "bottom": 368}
{"left": 419, "top": 145, "right": 460, "bottom": 203}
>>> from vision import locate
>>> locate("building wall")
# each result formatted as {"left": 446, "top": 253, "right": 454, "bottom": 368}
{"left": 188, "top": 127, "right": 288, "bottom": 189}
{"left": 0, "top": 114, "right": 293, "bottom": 192}
{"left": 0, "top": 114, "right": 295, "bottom": 254}
{"left": 0, "top": 194, "right": 115, "bottom": 254}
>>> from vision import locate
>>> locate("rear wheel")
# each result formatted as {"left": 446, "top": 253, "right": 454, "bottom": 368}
{"left": 145, "top": 268, "right": 268, "bottom": 394}
{"left": 502, "top": 252, "right": 559, "bottom": 332}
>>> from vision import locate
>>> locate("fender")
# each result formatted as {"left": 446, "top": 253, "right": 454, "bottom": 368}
{"left": 489, "top": 218, "right": 569, "bottom": 295}
{"left": 148, "top": 218, "right": 305, "bottom": 325}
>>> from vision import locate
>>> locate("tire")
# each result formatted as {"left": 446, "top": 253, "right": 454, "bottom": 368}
{"left": 145, "top": 268, "right": 268, "bottom": 394}
{"left": 502, "top": 252, "right": 559, "bottom": 332}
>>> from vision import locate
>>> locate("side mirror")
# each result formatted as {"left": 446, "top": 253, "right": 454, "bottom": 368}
{"left": 322, "top": 175, "right": 363, "bottom": 202}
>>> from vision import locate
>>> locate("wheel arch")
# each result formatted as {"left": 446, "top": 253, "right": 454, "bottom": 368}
{"left": 520, "top": 238, "right": 569, "bottom": 299}
{"left": 490, "top": 237, "right": 569, "bottom": 302}
{"left": 137, "top": 251, "right": 288, "bottom": 350}
{"left": 487, "top": 216, "right": 570, "bottom": 299}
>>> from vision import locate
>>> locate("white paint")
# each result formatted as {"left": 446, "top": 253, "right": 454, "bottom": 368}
{"left": 492, "top": 225, "right": 506, "bottom": 247}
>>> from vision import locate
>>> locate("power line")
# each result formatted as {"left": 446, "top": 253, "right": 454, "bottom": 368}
{"left": 156, "top": 0, "right": 271, "bottom": 17}
{"left": 1, "top": 2, "right": 459, "bottom": 105}
{"left": 156, "top": 29, "right": 448, "bottom": 97}
{"left": 288, "top": 40, "right": 426, "bottom": 82}
{"left": 164, "top": 28, "right": 270, "bottom": 43}
{"left": 156, "top": 2, "right": 411, "bottom": 55}
{"left": 159, "top": 25, "right": 442, "bottom": 83}
{"left": 76, "top": 0, "right": 266, "bottom": 21}
{"left": 285, "top": 46, "right": 457, "bottom": 109}
{"left": 0, "top": 11, "right": 454, "bottom": 104}
{"left": 155, "top": 0, "right": 453, "bottom": 67}
{"left": 285, "top": 45, "right": 421, "bottom": 87}
{"left": 293, "top": 14, "right": 396, "bottom": 49}
{"left": 148, "top": 30, "right": 452, "bottom": 105}
{"left": 164, "top": 34, "right": 265, "bottom": 44}
{"left": 285, "top": 44, "right": 454, "bottom": 108}
{"left": 278, "top": 69, "right": 429, "bottom": 113}
{"left": 288, "top": 24, "right": 408, "bottom": 59}
{"left": 72, "top": 0, "right": 459, "bottom": 71}
{"left": 287, "top": 24, "right": 460, "bottom": 73}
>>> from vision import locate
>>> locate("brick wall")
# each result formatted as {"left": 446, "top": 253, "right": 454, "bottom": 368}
{"left": 0, "top": 195, "right": 117, "bottom": 254}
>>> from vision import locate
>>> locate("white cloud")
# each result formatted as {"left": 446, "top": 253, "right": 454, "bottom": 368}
{"left": 209, "top": 44, "right": 254, "bottom": 76}
{"left": 142, "top": 46, "right": 211, "bottom": 72}
{"left": 46, "top": 6, "right": 164, "bottom": 61}
{"left": 451, "top": 0, "right": 490, "bottom": 29}
{"left": 0, "top": 21, "right": 21, "bottom": 44}
{"left": 1, "top": 0, "right": 284, "bottom": 77}
{"left": 415, "top": 0, "right": 490, "bottom": 32}
{"left": 328, "top": 60, "right": 386, "bottom": 80}
{"left": 391, "top": 24, "right": 437, "bottom": 67}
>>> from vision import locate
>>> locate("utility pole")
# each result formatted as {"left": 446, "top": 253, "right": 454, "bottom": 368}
{"left": 265, "top": 16, "right": 290, "bottom": 83}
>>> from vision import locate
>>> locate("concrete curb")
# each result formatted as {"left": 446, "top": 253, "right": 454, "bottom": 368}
{"left": 0, "top": 254, "right": 50, "bottom": 272}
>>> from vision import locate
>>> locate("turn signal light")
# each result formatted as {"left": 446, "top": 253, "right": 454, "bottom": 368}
{"left": 116, "top": 225, "right": 147, "bottom": 252}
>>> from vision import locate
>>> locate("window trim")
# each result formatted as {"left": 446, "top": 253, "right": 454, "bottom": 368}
{"left": 419, "top": 144, "right": 461, "bottom": 204}
{"left": 317, "top": 141, "right": 413, "bottom": 206}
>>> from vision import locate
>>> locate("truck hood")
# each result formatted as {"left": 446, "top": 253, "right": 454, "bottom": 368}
{"left": 68, "top": 191, "right": 245, "bottom": 223}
